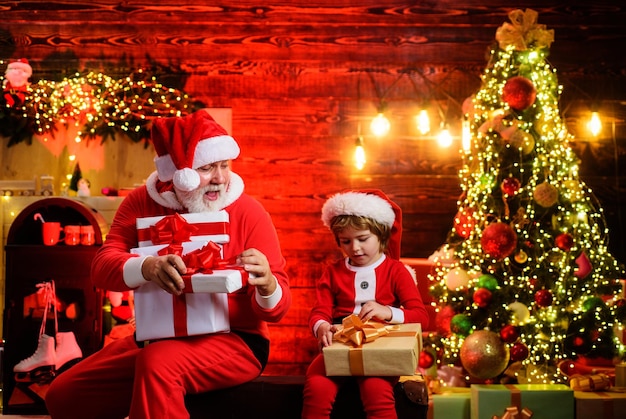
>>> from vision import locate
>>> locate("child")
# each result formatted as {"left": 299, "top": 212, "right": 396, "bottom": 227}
{"left": 302, "top": 189, "right": 429, "bottom": 419}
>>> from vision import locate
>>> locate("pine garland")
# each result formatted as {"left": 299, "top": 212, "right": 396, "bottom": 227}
{"left": 0, "top": 67, "right": 202, "bottom": 147}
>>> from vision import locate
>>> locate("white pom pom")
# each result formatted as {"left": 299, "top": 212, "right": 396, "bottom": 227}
{"left": 173, "top": 168, "right": 200, "bottom": 191}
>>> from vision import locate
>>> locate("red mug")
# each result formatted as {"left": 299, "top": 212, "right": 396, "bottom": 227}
{"left": 64, "top": 225, "right": 81, "bottom": 246}
{"left": 42, "top": 222, "right": 62, "bottom": 246}
{"left": 80, "top": 225, "right": 95, "bottom": 246}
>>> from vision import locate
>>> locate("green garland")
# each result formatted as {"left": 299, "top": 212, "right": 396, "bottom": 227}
{"left": 0, "top": 68, "right": 202, "bottom": 147}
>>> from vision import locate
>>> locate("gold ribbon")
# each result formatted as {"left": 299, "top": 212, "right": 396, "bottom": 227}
{"left": 569, "top": 373, "right": 611, "bottom": 392}
{"left": 335, "top": 314, "right": 391, "bottom": 346}
{"left": 495, "top": 9, "right": 554, "bottom": 51}
{"left": 492, "top": 386, "right": 534, "bottom": 419}
{"left": 492, "top": 406, "right": 533, "bottom": 419}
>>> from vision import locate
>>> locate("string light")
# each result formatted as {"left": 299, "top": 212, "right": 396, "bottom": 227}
{"left": 370, "top": 112, "right": 390, "bottom": 137}
{"left": 0, "top": 68, "right": 196, "bottom": 146}
{"left": 416, "top": 109, "right": 430, "bottom": 135}
{"left": 437, "top": 125, "right": 453, "bottom": 148}
{"left": 354, "top": 136, "right": 366, "bottom": 170}
{"left": 587, "top": 111, "right": 602, "bottom": 137}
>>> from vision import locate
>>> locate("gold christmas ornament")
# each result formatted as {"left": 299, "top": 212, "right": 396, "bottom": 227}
{"left": 460, "top": 330, "right": 510, "bottom": 379}
{"left": 508, "top": 129, "right": 535, "bottom": 154}
{"left": 533, "top": 181, "right": 559, "bottom": 208}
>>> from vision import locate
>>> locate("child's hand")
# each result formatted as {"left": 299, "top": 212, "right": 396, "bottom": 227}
{"left": 316, "top": 322, "right": 337, "bottom": 350}
{"left": 358, "top": 301, "right": 392, "bottom": 323}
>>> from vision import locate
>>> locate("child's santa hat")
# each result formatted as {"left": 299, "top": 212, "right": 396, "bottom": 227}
{"left": 7, "top": 58, "right": 32, "bottom": 77}
{"left": 321, "top": 189, "right": 403, "bottom": 260}
{"left": 151, "top": 110, "right": 240, "bottom": 191}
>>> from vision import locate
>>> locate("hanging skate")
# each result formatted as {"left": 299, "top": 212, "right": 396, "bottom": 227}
{"left": 13, "top": 280, "right": 83, "bottom": 382}
{"left": 13, "top": 333, "right": 56, "bottom": 383}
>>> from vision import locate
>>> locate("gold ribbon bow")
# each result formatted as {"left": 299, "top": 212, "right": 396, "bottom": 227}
{"left": 492, "top": 406, "right": 533, "bottom": 419}
{"left": 495, "top": 8, "right": 554, "bottom": 51}
{"left": 334, "top": 314, "right": 391, "bottom": 347}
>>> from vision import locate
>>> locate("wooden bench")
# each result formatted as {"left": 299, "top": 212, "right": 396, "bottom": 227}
{"left": 185, "top": 375, "right": 428, "bottom": 419}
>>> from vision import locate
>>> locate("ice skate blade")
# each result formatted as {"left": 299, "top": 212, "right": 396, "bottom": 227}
{"left": 55, "top": 356, "right": 82, "bottom": 374}
{"left": 14, "top": 365, "right": 55, "bottom": 383}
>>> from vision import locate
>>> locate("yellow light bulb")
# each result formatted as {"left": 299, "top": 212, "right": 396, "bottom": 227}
{"left": 587, "top": 112, "right": 602, "bottom": 137}
{"left": 354, "top": 137, "right": 366, "bottom": 170}
{"left": 416, "top": 109, "right": 430, "bottom": 135}
{"left": 437, "top": 127, "right": 453, "bottom": 148}
{"left": 370, "top": 113, "right": 390, "bottom": 137}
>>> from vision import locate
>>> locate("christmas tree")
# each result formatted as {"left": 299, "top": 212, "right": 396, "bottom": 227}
{"left": 427, "top": 9, "right": 626, "bottom": 385}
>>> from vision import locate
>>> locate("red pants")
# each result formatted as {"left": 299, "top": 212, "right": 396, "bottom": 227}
{"left": 45, "top": 333, "right": 262, "bottom": 419}
{"left": 302, "top": 354, "right": 398, "bottom": 419}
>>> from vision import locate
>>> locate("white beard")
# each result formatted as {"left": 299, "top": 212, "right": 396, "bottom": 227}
{"left": 177, "top": 184, "right": 228, "bottom": 213}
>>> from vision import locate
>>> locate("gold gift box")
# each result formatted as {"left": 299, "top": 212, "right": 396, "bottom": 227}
{"left": 323, "top": 321, "right": 422, "bottom": 376}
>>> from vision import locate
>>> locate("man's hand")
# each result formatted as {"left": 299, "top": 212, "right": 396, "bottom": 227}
{"left": 237, "top": 248, "right": 277, "bottom": 296}
{"left": 141, "top": 254, "right": 187, "bottom": 295}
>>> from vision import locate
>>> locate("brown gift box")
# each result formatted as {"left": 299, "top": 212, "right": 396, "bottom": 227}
{"left": 575, "top": 391, "right": 626, "bottom": 419}
{"left": 323, "top": 320, "right": 422, "bottom": 376}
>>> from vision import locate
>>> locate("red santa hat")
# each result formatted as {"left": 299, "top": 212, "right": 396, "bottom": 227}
{"left": 7, "top": 58, "right": 32, "bottom": 77}
{"left": 321, "top": 189, "right": 403, "bottom": 260}
{"left": 151, "top": 110, "right": 240, "bottom": 191}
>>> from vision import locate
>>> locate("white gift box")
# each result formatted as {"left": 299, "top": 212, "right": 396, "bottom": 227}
{"left": 136, "top": 211, "right": 230, "bottom": 247}
{"left": 182, "top": 270, "right": 247, "bottom": 293}
{"left": 131, "top": 241, "right": 233, "bottom": 341}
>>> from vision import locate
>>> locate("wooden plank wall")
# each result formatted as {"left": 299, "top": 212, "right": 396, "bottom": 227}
{"left": 1, "top": 0, "right": 625, "bottom": 375}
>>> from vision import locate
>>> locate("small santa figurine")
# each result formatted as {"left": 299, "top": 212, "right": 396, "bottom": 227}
{"left": 3, "top": 58, "right": 32, "bottom": 107}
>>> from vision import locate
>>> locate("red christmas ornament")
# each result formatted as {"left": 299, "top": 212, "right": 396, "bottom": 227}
{"left": 454, "top": 208, "right": 476, "bottom": 239}
{"left": 573, "top": 335, "right": 587, "bottom": 350}
{"left": 435, "top": 305, "right": 456, "bottom": 335}
{"left": 500, "top": 325, "right": 520, "bottom": 343}
{"left": 501, "top": 177, "right": 521, "bottom": 196}
{"left": 502, "top": 76, "right": 537, "bottom": 111}
{"left": 480, "top": 222, "right": 518, "bottom": 260}
{"left": 473, "top": 288, "right": 493, "bottom": 308}
{"left": 535, "top": 289, "right": 553, "bottom": 307}
{"left": 419, "top": 350, "right": 435, "bottom": 369}
{"left": 510, "top": 342, "right": 529, "bottom": 362}
{"left": 555, "top": 233, "right": 574, "bottom": 251}
{"left": 574, "top": 251, "right": 593, "bottom": 278}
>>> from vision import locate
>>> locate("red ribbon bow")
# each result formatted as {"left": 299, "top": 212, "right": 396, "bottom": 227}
{"left": 158, "top": 241, "right": 248, "bottom": 295}
{"left": 157, "top": 241, "right": 235, "bottom": 275}
{"left": 150, "top": 213, "right": 198, "bottom": 245}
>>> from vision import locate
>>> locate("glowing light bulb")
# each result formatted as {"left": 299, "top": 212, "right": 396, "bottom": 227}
{"left": 587, "top": 112, "right": 602, "bottom": 137}
{"left": 416, "top": 109, "right": 430, "bottom": 135}
{"left": 354, "top": 136, "right": 366, "bottom": 170}
{"left": 437, "top": 126, "right": 453, "bottom": 148}
{"left": 370, "top": 113, "right": 390, "bottom": 137}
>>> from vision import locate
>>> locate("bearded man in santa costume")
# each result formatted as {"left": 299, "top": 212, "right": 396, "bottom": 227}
{"left": 45, "top": 110, "right": 292, "bottom": 419}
